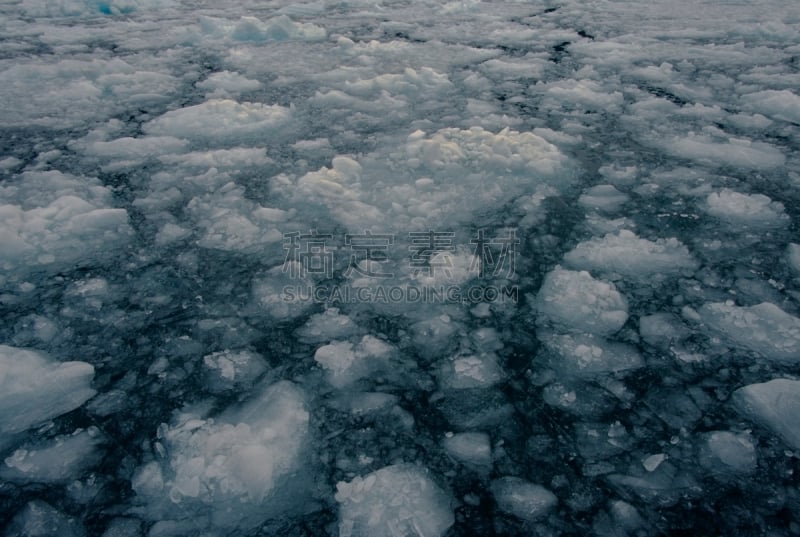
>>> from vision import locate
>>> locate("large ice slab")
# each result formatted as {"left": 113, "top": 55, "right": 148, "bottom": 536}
{"left": 0, "top": 345, "right": 96, "bottom": 435}
{"left": 336, "top": 464, "right": 454, "bottom": 537}
{"left": 536, "top": 268, "right": 628, "bottom": 336}
{"left": 696, "top": 302, "right": 800, "bottom": 363}
{"left": 733, "top": 379, "right": 800, "bottom": 450}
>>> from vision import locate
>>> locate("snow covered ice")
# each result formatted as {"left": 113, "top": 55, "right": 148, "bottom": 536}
{"left": 1, "top": 0, "right": 800, "bottom": 535}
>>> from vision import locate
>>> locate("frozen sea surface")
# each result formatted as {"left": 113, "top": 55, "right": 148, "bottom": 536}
{"left": 1, "top": 0, "right": 800, "bottom": 535}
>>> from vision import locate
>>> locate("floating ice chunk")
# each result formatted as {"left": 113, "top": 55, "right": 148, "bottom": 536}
{"left": 78, "top": 136, "right": 189, "bottom": 160}
{"left": 438, "top": 389, "right": 514, "bottom": 430}
{"left": 698, "top": 431, "right": 757, "bottom": 475}
{"left": 741, "top": 90, "right": 800, "bottom": 124}
{"left": 696, "top": 302, "right": 800, "bottom": 364}
{"left": 438, "top": 353, "right": 505, "bottom": 389}
{"left": 631, "top": 62, "right": 676, "bottom": 83}
{"left": 0, "top": 156, "right": 22, "bottom": 171}
{"left": 154, "top": 223, "right": 190, "bottom": 246}
{"left": 251, "top": 264, "right": 314, "bottom": 320}
{"left": 186, "top": 184, "right": 284, "bottom": 252}
{"left": 539, "top": 332, "right": 643, "bottom": 377}
{"left": 661, "top": 133, "right": 785, "bottom": 169}
{"left": 202, "top": 350, "right": 268, "bottom": 394}
{"left": 574, "top": 421, "right": 631, "bottom": 460}
{"left": 132, "top": 381, "right": 309, "bottom": 533}
{"left": 330, "top": 392, "right": 399, "bottom": 416}
{"left": 293, "top": 155, "right": 383, "bottom": 229}
{"left": 536, "top": 268, "right": 628, "bottom": 336}
{"left": 101, "top": 517, "right": 142, "bottom": 537}
{"left": 197, "top": 14, "right": 325, "bottom": 43}
{"left": 5, "top": 500, "right": 85, "bottom": 537}
{"left": 0, "top": 170, "right": 132, "bottom": 279}
{"left": 296, "top": 308, "right": 362, "bottom": 344}
{"left": 157, "top": 147, "right": 272, "bottom": 173}
{"left": 789, "top": 243, "right": 800, "bottom": 275}
{"left": 0, "top": 201, "right": 131, "bottom": 277}
{"left": 0, "top": 58, "right": 179, "bottom": 128}
{"left": 443, "top": 432, "right": 492, "bottom": 467}
{"left": 314, "top": 335, "right": 393, "bottom": 389}
{"left": 440, "top": 0, "right": 482, "bottom": 13}
{"left": 578, "top": 185, "right": 629, "bottom": 213}
{"left": 607, "top": 462, "right": 700, "bottom": 507}
{"left": 563, "top": 230, "right": 697, "bottom": 282}
{"left": 733, "top": 379, "right": 800, "bottom": 450}
{"left": 336, "top": 464, "right": 454, "bottom": 537}
{"left": 196, "top": 70, "right": 262, "bottom": 96}
{"left": 607, "top": 500, "right": 646, "bottom": 533}
{"left": 321, "top": 67, "right": 452, "bottom": 101}
{"left": 409, "top": 313, "right": 461, "bottom": 361}
{"left": 480, "top": 57, "right": 547, "bottom": 80}
{"left": 490, "top": 477, "right": 557, "bottom": 522}
{"left": 639, "top": 313, "right": 690, "bottom": 348}
{"left": 285, "top": 127, "right": 572, "bottom": 230}
{"left": 542, "top": 79, "right": 624, "bottom": 111}
{"left": 22, "top": 0, "right": 172, "bottom": 17}
{"left": 143, "top": 99, "right": 292, "bottom": 144}
{"left": 705, "top": 188, "right": 788, "bottom": 228}
{"left": 1, "top": 428, "right": 103, "bottom": 483}
{"left": 642, "top": 453, "right": 666, "bottom": 472}
{"left": 0, "top": 345, "right": 96, "bottom": 435}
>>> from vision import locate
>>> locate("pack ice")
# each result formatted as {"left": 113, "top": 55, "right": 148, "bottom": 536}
{"left": 1, "top": 0, "right": 799, "bottom": 534}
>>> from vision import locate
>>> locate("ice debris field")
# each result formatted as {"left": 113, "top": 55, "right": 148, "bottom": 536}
{"left": 1, "top": 0, "right": 800, "bottom": 535}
